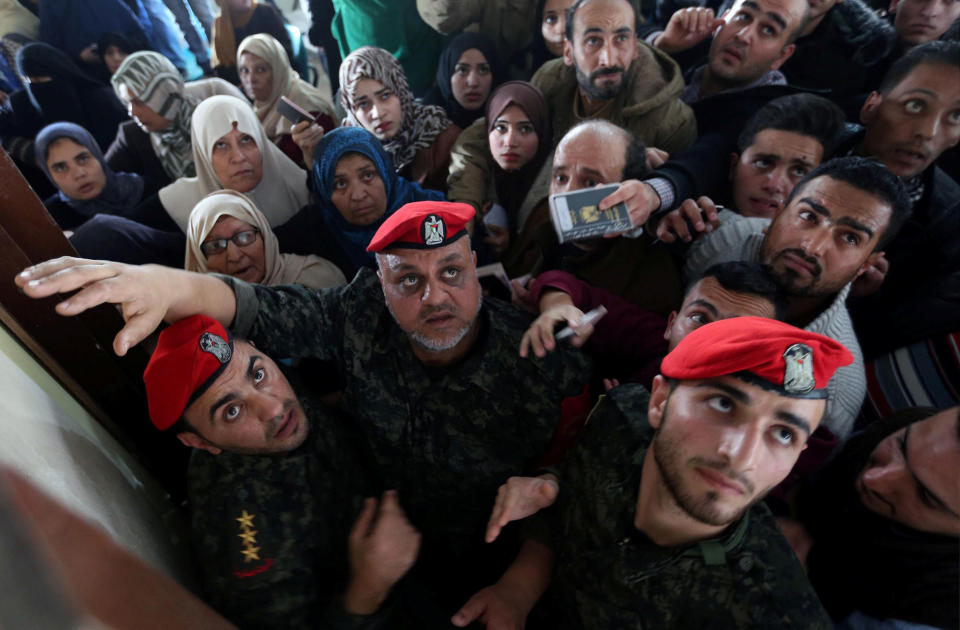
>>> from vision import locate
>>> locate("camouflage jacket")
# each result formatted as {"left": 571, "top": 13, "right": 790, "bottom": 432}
{"left": 531, "top": 384, "right": 832, "bottom": 629}
{"left": 188, "top": 396, "right": 387, "bottom": 629}
{"left": 225, "top": 268, "right": 592, "bottom": 599}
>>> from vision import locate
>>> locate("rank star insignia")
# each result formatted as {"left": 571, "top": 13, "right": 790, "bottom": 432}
{"left": 240, "top": 546, "right": 261, "bottom": 562}
{"left": 237, "top": 529, "right": 258, "bottom": 545}
{"left": 422, "top": 214, "right": 445, "bottom": 246}
{"left": 782, "top": 343, "right": 816, "bottom": 394}
{"left": 236, "top": 510, "right": 255, "bottom": 528}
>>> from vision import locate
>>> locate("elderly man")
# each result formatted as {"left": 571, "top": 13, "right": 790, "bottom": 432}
{"left": 16, "top": 200, "right": 592, "bottom": 615}
{"left": 785, "top": 405, "right": 960, "bottom": 628}
{"left": 682, "top": 156, "right": 912, "bottom": 440}
{"left": 531, "top": 0, "right": 696, "bottom": 154}
{"left": 454, "top": 317, "right": 851, "bottom": 628}
{"left": 142, "top": 314, "right": 420, "bottom": 628}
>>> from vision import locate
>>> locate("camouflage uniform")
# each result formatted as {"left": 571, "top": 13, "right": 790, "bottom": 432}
{"left": 223, "top": 268, "right": 593, "bottom": 606}
{"left": 529, "top": 384, "right": 832, "bottom": 629}
{"left": 188, "top": 395, "right": 389, "bottom": 629}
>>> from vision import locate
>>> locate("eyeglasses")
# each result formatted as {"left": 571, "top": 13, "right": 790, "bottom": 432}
{"left": 201, "top": 228, "right": 260, "bottom": 256}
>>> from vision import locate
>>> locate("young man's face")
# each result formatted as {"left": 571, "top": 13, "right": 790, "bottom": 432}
{"left": 377, "top": 238, "right": 482, "bottom": 356}
{"left": 858, "top": 406, "right": 960, "bottom": 536}
{"left": 664, "top": 277, "right": 778, "bottom": 351}
{"left": 760, "top": 175, "right": 891, "bottom": 298}
{"left": 860, "top": 61, "right": 960, "bottom": 179}
{"left": 563, "top": 0, "right": 639, "bottom": 101}
{"left": 706, "top": 0, "right": 805, "bottom": 89}
{"left": 180, "top": 340, "right": 309, "bottom": 455}
{"left": 891, "top": 0, "right": 960, "bottom": 47}
{"left": 730, "top": 128, "right": 824, "bottom": 219}
{"left": 648, "top": 374, "right": 824, "bottom": 526}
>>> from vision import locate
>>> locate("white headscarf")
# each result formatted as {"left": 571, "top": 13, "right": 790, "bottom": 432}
{"left": 185, "top": 190, "right": 345, "bottom": 289}
{"left": 236, "top": 33, "right": 336, "bottom": 141}
{"left": 158, "top": 95, "right": 309, "bottom": 232}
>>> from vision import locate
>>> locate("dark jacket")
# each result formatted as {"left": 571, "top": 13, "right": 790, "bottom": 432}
{"left": 105, "top": 121, "right": 173, "bottom": 189}
{"left": 780, "top": 0, "right": 895, "bottom": 105}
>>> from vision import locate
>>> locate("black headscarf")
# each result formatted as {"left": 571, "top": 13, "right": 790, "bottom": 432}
{"left": 799, "top": 407, "right": 959, "bottom": 628}
{"left": 426, "top": 32, "right": 505, "bottom": 130}
{"left": 15, "top": 42, "right": 128, "bottom": 150}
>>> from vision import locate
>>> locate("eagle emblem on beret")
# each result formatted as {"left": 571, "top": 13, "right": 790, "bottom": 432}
{"left": 199, "top": 332, "right": 232, "bottom": 364}
{"left": 422, "top": 214, "right": 445, "bottom": 246}
{"left": 782, "top": 343, "right": 815, "bottom": 394}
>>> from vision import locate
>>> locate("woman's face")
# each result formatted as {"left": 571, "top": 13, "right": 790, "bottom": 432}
{"left": 488, "top": 104, "right": 540, "bottom": 171}
{"left": 45, "top": 137, "right": 107, "bottom": 200}
{"left": 238, "top": 52, "right": 273, "bottom": 102}
{"left": 103, "top": 45, "right": 129, "bottom": 75}
{"left": 542, "top": 0, "right": 575, "bottom": 57}
{"left": 210, "top": 126, "right": 263, "bottom": 192}
{"left": 201, "top": 215, "right": 266, "bottom": 283}
{"left": 330, "top": 153, "right": 388, "bottom": 226}
{"left": 351, "top": 78, "right": 403, "bottom": 141}
{"left": 450, "top": 48, "right": 493, "bottom": 111}
{"left": 117, "top": 83, "right": 170, "bottom": 133}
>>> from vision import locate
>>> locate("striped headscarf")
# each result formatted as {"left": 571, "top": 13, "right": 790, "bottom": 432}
{"left": 111, "top": 51, "right": 199, "bottom": 180}
{"left": 339, "top": 46, "right": 452, "bottom": 173}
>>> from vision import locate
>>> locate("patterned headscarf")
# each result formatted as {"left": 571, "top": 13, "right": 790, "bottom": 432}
{"left": 338, "top": 46, "right": 452, "bottom": 173}
{"left": 112, "top": 51, "right": 199, "bottom": 180}
{"left": 236, "top": 33, "right": 336, "bottom": 141}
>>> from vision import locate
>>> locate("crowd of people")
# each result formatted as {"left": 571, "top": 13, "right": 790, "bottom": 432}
{"left": 3, "top": 0, "right": 959, "bottom": 628}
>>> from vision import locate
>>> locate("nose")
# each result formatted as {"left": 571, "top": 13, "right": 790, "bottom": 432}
{"left": 225, "top": 239, "right": 245, "bottom": 262}
{"left": 734, "top": 23, "right": 753, "bottom": 44}
{"left": 349, "top": 183, "right": 367, "bottom": 201}
{"left": 370, "top": 103, "right": 381, "bottom": 121}
{"left": 861, "top": 459, "right": 908, "bottom": 497}
{"left": 914, "top": 112, "right": 940, "bottom": 140}
{"left": 229, "top": 142, "right": 246, "bottom": 163}
{"left": 251, "top": 390, "right": 285, "bottom": 424}
{"left": 421, "top": 278, "right": 449, "bottom": 306}
{"left": 763, "top": 166, "right": 790, "bottom": 197}
{"left": 465, "top": 70, "right": 479, "bottom": 87}
{"left": 598, "top": 44, "right": 611, "bottom": 67}
{"left": 716, "top": 423, "right": 762, "bottom": 472}
{"left": 801, "top": 226, "right": 831, "bottom": 257}
{"left": 504, "top": 128, "right": 519, "bottom": 148}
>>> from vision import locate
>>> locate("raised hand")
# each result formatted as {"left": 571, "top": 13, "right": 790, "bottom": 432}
{"left": 655, "top": 196, "right": 722, "bottom": 243}
{"left": 485, "top": 475, "right": 560, "bottom": 543}
{"left": 654, "top": 7, "right": 724, "bottom": 54}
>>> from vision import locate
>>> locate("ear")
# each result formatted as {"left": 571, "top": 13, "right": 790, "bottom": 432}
{"left": 854, "top": 250, "right": 885, "bottom": 279}
{"left": 663, "top": 311, "right": 677, "bottom": 341}
{"left": 860, "top": 91, "right": 882, "bottom": 125}
{"left": 472, "top": 250, "right": 478, "bottom": 266}
{"left": 177, "top": 431, "right": 222, "bottom": 455}
{"left": 563, "top": 39, "right": 574, "bottom": 67}
{"left": 770, "top": 43, "right": 796, "bottom": 71}
{"left": 729, "top": 152, "right": 740, "bottom": 182}
{"left": 888, "top": 0, "right": 899, "bottom": 12}
{"left": 648, "top": 375, "right": 670, "bottom": 429}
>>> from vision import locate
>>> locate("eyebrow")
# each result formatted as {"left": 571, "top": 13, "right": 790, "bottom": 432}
{"left": 902, "top": 425, "right": 960, "bottom": 518}
{"left": 900, "top": 88, "right": 939, "bottom": 99}
{"left": 775, "top": 411, "right": 811, "bottom": 437}
{"left": 686, "top": 298, "right": 719, "bottom": 317}
{"left": 740, "top": 0, "right": 787, "bottom": 29}
{"left": 207, "top": 355, "right": 260, "bottom": 423}
{"left": 799, "top": 197, "right": 876, "bottom": 240}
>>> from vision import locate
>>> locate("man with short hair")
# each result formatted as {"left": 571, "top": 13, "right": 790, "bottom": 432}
{"left": 16, "top": 201, "right": 592, "bottom": 615}
{"left": 684, "top": 156, "right": 912, "bottom": 440}
{"left": 889, "top": 0, "right": 960, "bottom": 50}
{"left": 842, "top": 41, "right": 960, "bottom": 355}
{"left": 787, "top": 405, "right": 960, "bottom": 628}
{"left": 454, "top": 317, "right": 851, "bottom": 628}
{"left": 142, "top": 314, "right": 420, "bottom": 629}
{"left": 531, "top": 0, "right": 697, "bottom": 155}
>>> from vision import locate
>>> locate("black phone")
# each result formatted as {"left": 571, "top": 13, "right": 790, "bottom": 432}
{"left": 277, "top": 96, "right": 316, "bottom": 125}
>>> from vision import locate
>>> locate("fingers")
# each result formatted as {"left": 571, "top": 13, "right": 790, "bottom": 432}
{"left": 113, "top": 308, "right": 166, "bottom": 356}
{"left": 486, "top": 485, "right": 509, "bottom": 543}
{"left": 451, "top": 592, "right": 487, "bottom": 627}
{"left": 350, "top": 497, "right": 378, "bottom": 543}
{"left": 17, "top": 257, "right": 115, "bottom": 295}
{"left": 603, "top": 378, "right": 620, "bottom": 392}
{"left": 568, "top": 321, "right": 595, "bottom": 347}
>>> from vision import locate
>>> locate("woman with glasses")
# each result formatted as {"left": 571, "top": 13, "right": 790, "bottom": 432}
{"left": 186, "top": 190, "right": 345, "bottom": 288}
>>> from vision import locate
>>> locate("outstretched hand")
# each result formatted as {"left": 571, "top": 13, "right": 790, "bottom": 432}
{"left": 485, "top": 475, "right": 559, "bottom": 543}
{"left": 655, "top": 196, "right": 722, "bottom": 243}
{"left": 655, "top": 7, "right": 724, "bottom": 54}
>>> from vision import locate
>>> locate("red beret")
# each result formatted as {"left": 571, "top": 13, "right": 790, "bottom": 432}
{"left": 143, "top": 315, "right": 234, "bottom": 431}
{"left": 660, "top": 317, "right": 852, "bottom": 398}
{"left": 366, "top": 201, "right": 475, "bottom": 253}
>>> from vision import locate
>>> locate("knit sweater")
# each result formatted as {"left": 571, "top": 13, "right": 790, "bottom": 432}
{"left": 684, "top": 214, "right": 866, "bottom": 440}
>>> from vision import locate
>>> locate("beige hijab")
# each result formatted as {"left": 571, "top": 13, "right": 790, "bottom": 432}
{"left": 186, "top": 190, "right": 345, "bottom": 289}
{"left": 236, "top": 33, "right": 336, "bottom": 141}
{"left": 158, "top": 94, "right": 309, "bottom": 232}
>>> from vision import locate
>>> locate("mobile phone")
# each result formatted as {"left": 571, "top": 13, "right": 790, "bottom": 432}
{"left": 277, "top": 96, "right": 316, "bottom": 125}
{"left": 555, "top": 306, "right": 608, "bottom": 341}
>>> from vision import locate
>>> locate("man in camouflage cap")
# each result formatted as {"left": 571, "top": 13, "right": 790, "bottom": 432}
{"left": 143, "top": 314, "right": 420, "bottom": 629}
{"left": 454, "top": 317, "right": 851, "bottom": 629}
{"left": 18, "top": 200, "right": 593, "bottom": 615}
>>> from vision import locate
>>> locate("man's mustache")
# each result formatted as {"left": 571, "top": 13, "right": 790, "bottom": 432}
{"left": 590, "top": 66, "right": 626, "bottom": 80}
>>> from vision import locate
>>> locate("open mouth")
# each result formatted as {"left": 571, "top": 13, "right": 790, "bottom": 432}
{"left": 274, "top": 408, "right": 297, "bottom": 439}
{"left": 375, "top": 122, "right": 392, "bottom": 135}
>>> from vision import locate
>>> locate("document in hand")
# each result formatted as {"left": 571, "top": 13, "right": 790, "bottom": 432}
{"left": 549, "top": 184, "right": 632, "bottom": 243}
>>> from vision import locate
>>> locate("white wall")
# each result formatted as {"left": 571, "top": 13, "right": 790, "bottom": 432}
{"left": 0, "top": 324, "right": 195, "bottom": 586}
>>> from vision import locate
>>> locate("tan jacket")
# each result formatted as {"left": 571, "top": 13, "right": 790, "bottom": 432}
{"left": 416, "top": 0, "right": 537, "bottom": 63}
{"left": 405, "top": 123, "right": 462, "bottom": 193}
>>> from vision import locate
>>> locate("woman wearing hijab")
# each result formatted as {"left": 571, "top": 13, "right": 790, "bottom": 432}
{"left": 150, "top": 94, "right": 310, "bottom": 232}
{"left": 447, "top": 81, "right": 551, "bottom": 258}
{"left": 425, "top": 32, "right": 505, "bottom": 131}
{"left": 97, "top": 32, "right": 138, "bottom": 77}
{"left": 236, "top": 33, "right": 336, "bottom": 166}
{"left": 186, "top": 189, "right": 345, "bottom": 289}
{"left": 338, "top": 46, "right": 460, "bottom": 192}
{"left": 107, "top": 51, "right": 247, "bottom": 187}
{"left": 34, "top": 121, "right": 153, "bottom": 230}
{"left": 273, "top": 126, "right": 445, "bottom": 279}
{"left": 212, "top": 0, "right": 292, "bottom": 86}
{"left": 37, "top": 0, "right": 148, "bottom": 67}
{"left": 2, "top": 43, "right": 128, "bottom": 151}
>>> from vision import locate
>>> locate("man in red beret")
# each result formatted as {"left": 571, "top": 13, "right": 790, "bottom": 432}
{"left": 17, "top": 200, "right": 593, "bottom": 616}
{"left": 142, "top": 314, "right": 421, "bottom": 629}
{"left": 453, "top": 317, "right": 850, "bottom": 629}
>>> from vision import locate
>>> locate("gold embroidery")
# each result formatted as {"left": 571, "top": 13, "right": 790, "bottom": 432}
{"left": 236, "top": 510, "right": 260, "bottom": 563}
